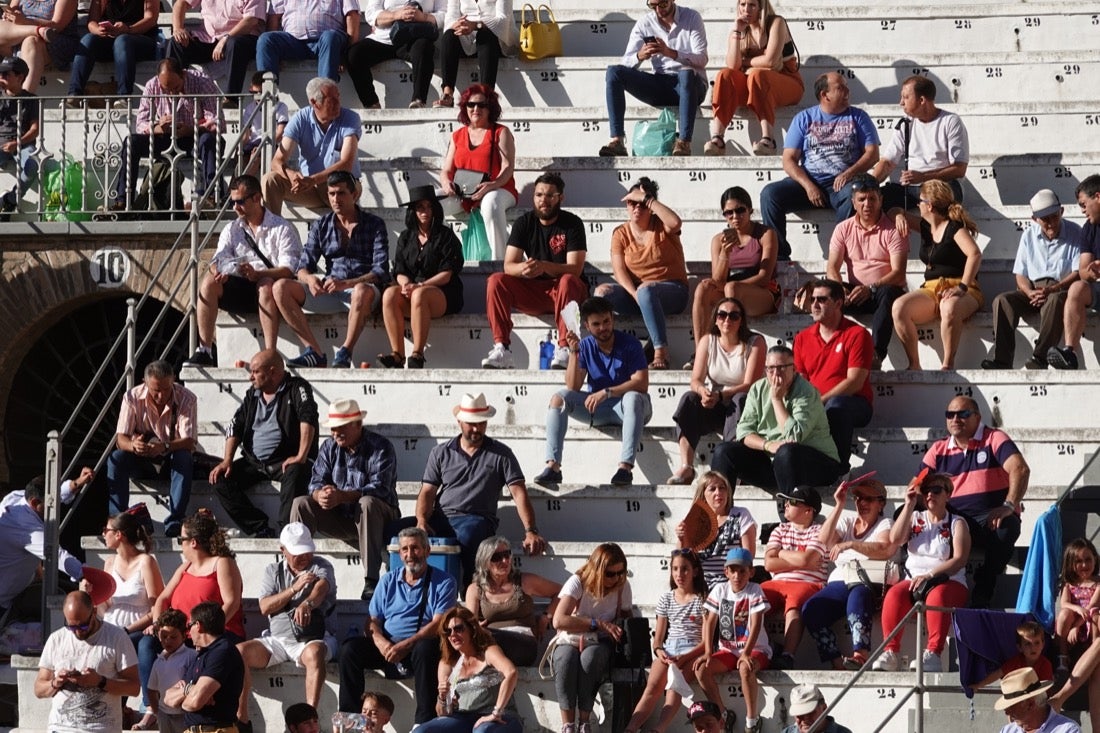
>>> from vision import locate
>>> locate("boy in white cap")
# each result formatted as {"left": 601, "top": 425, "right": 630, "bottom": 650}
{"left": 983, "top": 188, "right": 1081, "bottom": 370}
{"left": 695, "top": 547, "right": 770, "bottom": 733}
{"left": 290, "top": 398, "right": 398, "bottom": 601}
{"left": 401, "top": 392, "right": 546, "bottom": 583}
{"left": 234, "top": 522, "right": 338, "bottom": 730}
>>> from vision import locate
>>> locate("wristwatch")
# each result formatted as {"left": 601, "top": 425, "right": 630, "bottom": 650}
{"left": 97, "top": 674, "right": 107, "bottom": 690}
{"left": 957, "top": 282, "right": 969, "bottom": 293}
{"left": 525, "top": 526, "right": 539, "bottom": 535}
{"left": 1003, "top": 500, "right": 1016, "bottom": 511}
{"left": 589, "top": 617, "right": 598, "bottom": 631}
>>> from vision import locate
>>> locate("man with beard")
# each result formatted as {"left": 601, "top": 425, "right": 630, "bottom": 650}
{"left": 290, "top": 398, "right": 398, "bottom": 602}
{"left": 405, "top": 393, "right": 546, "bottom": 584}
{"left": 34, "top": 591, "right": 140, "bottom": 733}
{"left": 481, "top": 172, "right": 588, "bottom": 369}
{"left": 337, "top": 527, "right": 457, "bottom": 726}
{"left": 535, "top": 296, "right": 652, "bottom": 488}
{"left": 793, "top": 279, "right": 873, "bottom": 469}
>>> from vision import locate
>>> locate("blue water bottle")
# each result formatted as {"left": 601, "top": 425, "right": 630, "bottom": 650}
{"left": 539, "top": 330, "right": 555, "bottom": 369}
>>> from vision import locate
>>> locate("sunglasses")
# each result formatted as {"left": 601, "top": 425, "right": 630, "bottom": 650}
{"left": 466, "top": 101, "right": 489, "bottom": 109}
{"left": 944, "top": 409, "right": 975, "bottom": 419}
{"left": 923, "top": 485, "right": 948, "bottom": 495}
{"left": 176, "top": 535, "right": 193, "bottom": 545}
{"left": 187, "top": 620, "right": 199, "bottom": 629}
{"left": 445, "top": 623, "right": 467, "bottom": 635}
{"left": 605, "top": 568, "right": 627, "bottom": 579}
{"left": 715, "top": 310, "right": 743, "bottom": 321}
{"left": 809, "top": 295, "right": 834, "bottom": 304}
{"left": 785, "top": 498, "right": 807, "bottom": 507}
{"left": 722, "top": 206, "right": 748, "bottom": 218}
{"left": 66, "top": 616, "right": 94, "bottom": 632}
{"left": 851, "top": 177, "right": 879, "bottom": 192}
{"left": 670, "top": 548, "right": 695, "bottom": 558}
{"left": 230, "top": 196, "right": 253, "bottom": 205}
{"left": 103, "top": 525, "right": 119, "bottom": 534}
{"left": 490, "top": 550, "right": 512, "bottom": 563}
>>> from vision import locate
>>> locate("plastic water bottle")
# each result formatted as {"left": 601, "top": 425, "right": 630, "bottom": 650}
{"left": 539, "top": 329, "right": 555, "bottom": 369}
{"left": 779, "top": 261, "right": 797, "bottom": 315}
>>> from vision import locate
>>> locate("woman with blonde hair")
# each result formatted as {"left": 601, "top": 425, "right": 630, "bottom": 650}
{"left": 705, "top": 0, "right": 802, "bottom": 156}
{"left": 552, "top": 543, "right": 634, "bottom": 733}
{"left": 676, "top": 471, "right": 758, "bottom": 588}
{"left": 890, "top": 179, "right": 983, "bottom": 370}
{"left": 421, "top": 606, "right": 521, "bottom": 733}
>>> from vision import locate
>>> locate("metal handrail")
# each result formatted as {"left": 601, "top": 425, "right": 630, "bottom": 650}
{"left": 39, "top": 75, "right": 282, "bottom": 636}
{"left": 808, "top": 600, "right": 958, "bottom": 733}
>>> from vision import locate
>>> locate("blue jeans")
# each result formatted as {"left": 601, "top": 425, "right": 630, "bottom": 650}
{"left": 418, "top": 711, "right": 523, "bottom": 733}
{"left": 68, "top": 32, "right": 158, "bottom": 95}
{"left": 128, "top": 628, "right": 157, "bottom": 706}
{"left": 823, "top": 394, "right": 872, "bottom": 468}
{"left": 0, "top": 146, "right": 37, "bottom": 203}
{"left": 257, "top": 30, "right": 349, "bottom": 81}
{"left": 802, "top": 580, "right": 875, "bottom": 662}
{"left": 107, "top": 448, "right": 193, "bottom": 534}
{"left": 546, "top": 389, "right": 653, "bottom": 467}
{"left": 598, "top": 281, "right": 689, "bottom": 350}
{"left": 605, "top": 64, "right": 707, "bottom": 141}
{"left": 759, "top": 176, "right": 859, "bottom": 261}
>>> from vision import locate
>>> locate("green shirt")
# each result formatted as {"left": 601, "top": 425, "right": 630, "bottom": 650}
{"left": 735, "top": 374, "right": 840, "bottom": 461}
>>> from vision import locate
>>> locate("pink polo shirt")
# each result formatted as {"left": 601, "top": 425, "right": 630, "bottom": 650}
{"left": 829, "top": 214, "right": 908, "bottom": 286}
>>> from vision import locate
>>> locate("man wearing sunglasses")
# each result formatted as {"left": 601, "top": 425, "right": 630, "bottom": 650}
{"left": 793, "top": 279, "right": 873, "bottom": 470}
{"left": 759, "top": 72, "right": 879, "bottom": 261}
{"left": 982, "top": 189, "right": 1081, "bottom": 371}
{"left": 598, "top": 0, "right": 708, "bottom": 157}
{"left": 919, "top": 396, "right": 1029, "bottom": 608}
{"left": 34, "top": 590, "right": 140, "bottom": 733}
{"left": 187, "top": 174, "right": 303, "bottom": 367}
{"left": 163, "top": 602, "right": 244, "bottom": 733}
{"left": 1047, "top": 174, "right": 1100, "bottom": 370}
{"left": 712, "top": 344, "right": 844, "bottom": 518}
{"left": 824, "top": 174, "right": 907, "bottom": 368}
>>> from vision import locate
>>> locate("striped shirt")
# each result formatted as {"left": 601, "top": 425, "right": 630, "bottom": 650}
{"left": 766, "top": 521, "right": 828, "bottom": 584}
{"left": 656, "top": 590, "right": 705, "bottom": 648}
{"left": 135, "top": 69, "right": 224, "bottom": 135}
{"left": 271, "top": 0, "right": 359, "bottom": 39}
{"left": 920, "top": 423, "right": 1022, "bottom": 515}
{"left": 698, "top": 507, "right": 757, "bottom": 589}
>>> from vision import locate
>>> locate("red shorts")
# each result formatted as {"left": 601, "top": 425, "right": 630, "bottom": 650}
{"left": 712, "top": 648, "right": 770, "bottom": 671}
{"left": 761, "top": 579, "right": 823, "bottom": 615}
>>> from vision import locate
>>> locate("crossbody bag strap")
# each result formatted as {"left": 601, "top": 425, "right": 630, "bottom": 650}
{"left": 415, "top": 566, "right": 434, "bottom": 629}
{"left": 241, "top": 225, "right": 276, "bottom": 270}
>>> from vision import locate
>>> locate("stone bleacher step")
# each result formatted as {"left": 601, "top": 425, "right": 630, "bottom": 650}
{"left": 208, "top": 307, "right": 1100, "bottom": 374}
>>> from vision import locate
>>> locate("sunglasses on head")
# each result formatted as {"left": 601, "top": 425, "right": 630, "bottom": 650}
{"left": 851, "top": 176, "right": 879, "bottom": 192}
{"left": 944, "top": 409, "right": 975, "bottom": 419}
{"left": 466, "top": 101, "right": 489, "bottom": 109}
{"left": 490, "top": 549, "right": 512, "bottom": 563}
{"left": 722, "top": 206, "right": 748, "bottom": 218}
{"left": 853, "top": 494, "right": 885, "bottom": 502}
{"left": 605, "top": 568, "right": 626, "bottom": 579}
{"left": 715, "top": 309, "right": 742, "bottom": 321}
{"left": 670, "top": 548, "right": 695, "bottom": 558}
{"left": 445, "top": 623, "right": 467, "bottom": 635}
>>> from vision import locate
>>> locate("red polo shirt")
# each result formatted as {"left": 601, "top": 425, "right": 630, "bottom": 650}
{"left": 794, "top": 317, "right": 873, "bottom": 404}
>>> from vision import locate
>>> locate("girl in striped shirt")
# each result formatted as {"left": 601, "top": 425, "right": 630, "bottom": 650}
{"left": 622, "top": 549, "right": 707, "bottom": 733}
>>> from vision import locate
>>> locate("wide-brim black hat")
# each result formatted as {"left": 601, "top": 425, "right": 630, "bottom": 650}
{"left": 399, "top": 184, "right": 446, "bottom": 207}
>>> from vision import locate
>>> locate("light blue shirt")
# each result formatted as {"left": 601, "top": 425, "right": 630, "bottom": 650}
{"left": 284, "top": 106, "right": 362, "bottom": 177}
{"left": 1012, "top": 219, "right": 1082, "bottom": 281}
{"left": 619, "top": 4, "right": 708, "bottom": 79}
{"left": 784, "top": 105, "right": 880, "bottom": 185}
{"left": 369, "top": 565, "right": 457, "bottom": 640}
{"left": 998, "top": 706, "right": 1081, "bottom": 733}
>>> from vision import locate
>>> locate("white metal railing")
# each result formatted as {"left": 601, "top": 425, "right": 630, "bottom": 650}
{"left": 37, "top": 76, "right": 283, "bottom": 635}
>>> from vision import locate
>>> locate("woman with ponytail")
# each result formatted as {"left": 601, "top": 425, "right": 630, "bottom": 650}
{"left": 890, "top": 179, "right": 983, "bottom": 370}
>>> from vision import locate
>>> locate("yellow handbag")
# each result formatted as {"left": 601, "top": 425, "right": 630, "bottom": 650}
{"left": 519, "top": 3, "right": 562, "bottom": 60}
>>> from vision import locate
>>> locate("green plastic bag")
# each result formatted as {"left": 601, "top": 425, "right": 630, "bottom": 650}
{"left": 42, "top": 154, "right": 91, "bottom": 222}
{"left": 462, "top": 209, "right": 492, "bottom": 261}
{"left": 632, "top": 108, "right": 676, "bottom": 156}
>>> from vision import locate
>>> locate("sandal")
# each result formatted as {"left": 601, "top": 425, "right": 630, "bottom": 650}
{"left": 377, "top": 352, "right": 405, "bottom": 368}
{"left": 667, "top": 466, "right": 696, "bottom": 485}
{"left": 407, "top": 351, "right": 425, "bottom": 369}
{"left": 433, "top": 93, "right": 454, "bottom": 108}
{"left": 842, "top": 650, "right": 869, "bottom": 670}
{"left": 752, "top": 136, "right": 777, "bottom": 155}
{"left": 649, "top": 357, "right": 669, "bottom": 370}
{"left": 131, "top": 712, "right": 158, "bottom": 730}
{"left": 703, "top": 135, "right": 726, "bottom": 156}
{"left": 37, "top": 25, "right": 57, "bottom": 43}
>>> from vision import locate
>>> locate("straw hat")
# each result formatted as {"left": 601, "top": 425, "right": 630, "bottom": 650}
{"left": 453, "top": 393, "right": 497, "bottom": 423}
{"left": 994, "top": 667, "right": 1053, "bottom": 710}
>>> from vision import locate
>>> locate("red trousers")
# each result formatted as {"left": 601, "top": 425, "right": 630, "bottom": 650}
{"left": 485, "top": 272, "right": 589, "bottom": 346}
{"left": 881, "top": 578, "right": 969, "bottom": 654}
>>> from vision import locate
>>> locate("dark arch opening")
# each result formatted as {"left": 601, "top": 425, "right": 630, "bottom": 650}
{"left": 4, "top": 293, "right": 187, "bottom": 490}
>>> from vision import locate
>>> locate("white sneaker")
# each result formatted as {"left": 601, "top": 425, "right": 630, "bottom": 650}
{"left": 872, "top": 650, "right": 899, "bottom": 672}
{"left": 550, "top": 345, "right": 570, "bottom": 370}
{"left": 481, "top": 343, "right": 514, "bottom": 369}
{"left": 910, "top": 649, "right": 942, "bottom": 673}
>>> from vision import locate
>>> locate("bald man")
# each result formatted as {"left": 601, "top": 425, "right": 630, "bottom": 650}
{"left": 211, "top": 349, "right": 320, "bottom": 537}
{"left": 35, "top": 591, "right": 139, "bottom": 733}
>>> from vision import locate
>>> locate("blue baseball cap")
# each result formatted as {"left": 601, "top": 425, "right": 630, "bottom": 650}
{"left": 724, "top": 547, "right": 753, "bottom": 567}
